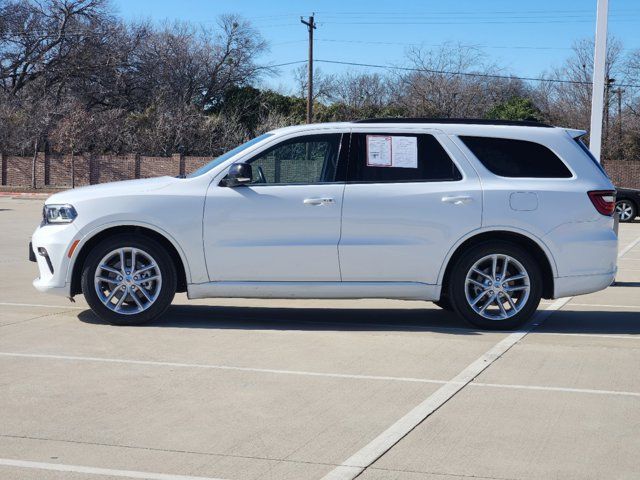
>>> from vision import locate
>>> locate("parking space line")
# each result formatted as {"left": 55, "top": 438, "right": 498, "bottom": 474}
{"left": 319, "top": 297, "right": 571, "bottom": 480}
{"left": 0, "top": 351, "right": 450, "bottom": 385}
{"left": 320, "top": 232, "right": 640, "bottom": 479}
{"left": 533, "top": 332, "right": 639, "bottom": 340}
{"left": 0, "top": 302, "right": 84, "bottom": 310}
{"left": 618, "top": 235, "right": 640, "bottom": 258}
{"left": 0, "top": 458, "right": 227, "bottom": 480}
{"left": 565, "top": 303, "right": 640, "bottom": 309}
{"left": 469, "top": 382, "right": 640, "bottom": 397}
{"left": 1, "top": 350, "right": 639, "bottom": 397}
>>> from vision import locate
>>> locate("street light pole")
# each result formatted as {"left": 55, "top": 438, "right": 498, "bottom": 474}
{"left": 589, "top": 0, "right": 609, "bottom": 163}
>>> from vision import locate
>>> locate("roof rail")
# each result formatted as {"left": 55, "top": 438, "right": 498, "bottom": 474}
{"left": 352, "top": 118, "right": 553, "bottom": 128}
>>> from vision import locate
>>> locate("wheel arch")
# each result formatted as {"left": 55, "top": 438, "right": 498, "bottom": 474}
{"left": 438, "top": 228, "right": 557, "bottom": 300}
{"left": 69, "top": 223, "right": 190, "bottom": 296}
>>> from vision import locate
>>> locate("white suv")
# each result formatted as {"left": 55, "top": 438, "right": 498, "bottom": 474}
{"left": 30, "top": 119, "right": 618, "bottom": 329}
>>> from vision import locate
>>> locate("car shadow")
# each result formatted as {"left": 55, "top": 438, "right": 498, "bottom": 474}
{"left": 611, "top": 281, "right": 640, "bottom": 287}
{"left": 77, "top": 303, "right": 640, "bottom": 336}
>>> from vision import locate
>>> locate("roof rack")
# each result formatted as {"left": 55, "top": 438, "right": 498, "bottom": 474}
{"left": 352, "top": 118, "right": 553, "bottom": 128}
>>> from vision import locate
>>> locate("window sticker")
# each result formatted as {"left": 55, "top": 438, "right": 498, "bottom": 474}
{"left": 391, "top": 136, "right": 418, "bottom": 168}
{"left": 366, "top": 135, "right": 392, "bottom": 167}
{"left": 365, "top": 135, "right": 418, "bottom": 168}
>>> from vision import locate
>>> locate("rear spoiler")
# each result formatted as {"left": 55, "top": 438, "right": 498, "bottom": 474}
{"left": 564, "top": 128, "right": 587, "bottom": 139}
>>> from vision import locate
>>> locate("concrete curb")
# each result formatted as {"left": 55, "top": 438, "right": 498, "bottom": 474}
{"left": 0, "top": 192, "right": 50, "bottom": 199}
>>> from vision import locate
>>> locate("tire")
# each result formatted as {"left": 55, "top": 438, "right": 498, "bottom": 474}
{"left": 447, "top": 241, "right": 542, "bottom": 330}
{"left": 81, "top": 233, "right": 176, "bottom": 325}
{"left": 434, "top": 296, "right": 454, "bottom": 311}
{"left": 616, "top": 199, "right": 637, "bottom": 222}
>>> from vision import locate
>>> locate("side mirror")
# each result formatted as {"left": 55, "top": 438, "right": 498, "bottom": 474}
{"left": 225, "top": 163, "right": 252, "bottom": 187}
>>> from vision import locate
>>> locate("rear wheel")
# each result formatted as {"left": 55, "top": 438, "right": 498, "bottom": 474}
{"left": 616, "top": 200, "right": 637, "bottom": 222}
{"left": 448, "top": 242, "right": 542, "bottom": 330}
{"left": 81, "top": 234, "right": 176, "bottom": 325}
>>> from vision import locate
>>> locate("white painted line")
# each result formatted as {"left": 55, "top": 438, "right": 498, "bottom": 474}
{"left": 0, "top": 352, "right": 449, "bottom": 385}
{"left": 320, "top": 231, "right": 640, "bottom": 479}
{"left": 619, "top": 234, "right": 640, "bottom": 258}
{"left": 534, "top": 332, "right": 639, "bottom": 340}
{"left": 2, "top": 350, "right": 639, "bottom": 395}
{"left": 0, "top": 302, "right": 84, "bottom": 310}
{"left": 565, "top": 302, "right": 640, "bottom": 309}
{"left": 320, "top": 297, "right": 572, "bottom": 480}
{"left": 470, "top": 382, "right": 640, "bottom": 397}
{"left": 0, "top": 458, "right": 226, "bottom": 480}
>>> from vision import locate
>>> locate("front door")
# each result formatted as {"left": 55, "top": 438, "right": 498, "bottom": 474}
{"left": 203, "top": 133, "right": 348, "bottom": 282}
{"left": 339, "top": 129, "right": 482, "bottom": 285}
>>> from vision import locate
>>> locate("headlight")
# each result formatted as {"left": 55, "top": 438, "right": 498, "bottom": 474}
{"left": 43, "top": 204, "right": 77, "bottom": 224}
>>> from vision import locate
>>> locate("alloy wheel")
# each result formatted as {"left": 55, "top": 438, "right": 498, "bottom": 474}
{"left": 94, "top": 247, "right": 162, "bottom": 315}
{"left": 464, "top": 254, "right": 531, "bottom": 321}
{"left": 616, "top": 201, "right": 634, "bottom": 221}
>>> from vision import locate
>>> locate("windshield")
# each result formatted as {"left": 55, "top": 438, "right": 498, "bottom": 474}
{"left": 186, "top": 133, "right": 273, "bottom": 178}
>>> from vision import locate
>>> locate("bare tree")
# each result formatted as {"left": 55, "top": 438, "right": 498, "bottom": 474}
{"left": 293, "top": 64, "right": 336, "bottom": 103}
{"left": 396, "top": 42, "right": 511, "bottom": 118}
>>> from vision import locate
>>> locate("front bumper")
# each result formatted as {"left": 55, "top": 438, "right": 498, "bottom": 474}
{"left": 30, "top": 223, "right": 79, "bottom": 297}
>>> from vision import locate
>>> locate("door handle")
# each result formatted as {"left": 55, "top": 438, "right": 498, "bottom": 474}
{"left": 303, "top": 197, "right": 335, "bottom": 206}
{"left": 442, "top": 195, "right": 473, "bottom": 205}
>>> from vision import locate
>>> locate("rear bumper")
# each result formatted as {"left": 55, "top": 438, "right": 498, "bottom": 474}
{"left": 553, "top": 270, "right": 616, "bottom": 299}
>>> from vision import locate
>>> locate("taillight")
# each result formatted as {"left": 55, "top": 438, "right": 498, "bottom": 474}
{"left": 588, "top": 190, "right": 616, "bottom": 216}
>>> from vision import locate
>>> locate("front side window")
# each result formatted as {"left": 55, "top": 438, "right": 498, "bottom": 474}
{"left": 459, "top": 136, "right": 573, "bottom": 178}
{"left": 187, "top": 133, "right": 273, "bottom": 178}
{"left": 347, "top": 133, "right": 462, "bottom": 183}
{"left": 246, "top": 134, "right": 341, "bottom": 185}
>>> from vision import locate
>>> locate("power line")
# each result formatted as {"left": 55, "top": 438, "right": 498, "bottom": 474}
{"left": 316, "top": 38, "right": 576, "bottom": 51}
{"left": 319, "top": 18, "right": 640, "bottom": 25}
{"left": 314, "top": 9, "right": 640, "bottom": 15}
{"left": 312, "top": 59, "right": 640, "bottom": 89}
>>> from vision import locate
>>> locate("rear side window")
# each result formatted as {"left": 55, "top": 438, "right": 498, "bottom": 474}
{"left": 348, "top": 133, "right": 462, "bottom": 183}
{"left": 460, "top": 136, "right": 572, "bottom": 178}
{"left": 575, "top": 137, "right": 608, "bottom": 177}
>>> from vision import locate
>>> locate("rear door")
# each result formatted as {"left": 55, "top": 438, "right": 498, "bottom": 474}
{"left": 338, "top": 129, "right": 482, "bottom": 284}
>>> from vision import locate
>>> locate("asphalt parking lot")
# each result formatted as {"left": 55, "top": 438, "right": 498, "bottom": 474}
{"left": 1, "top": 196, "right": 639, "bottom": 480}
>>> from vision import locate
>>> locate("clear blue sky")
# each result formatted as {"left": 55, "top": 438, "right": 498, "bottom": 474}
{"left": 112, "top": 0, "right": 640, "bottom": 93}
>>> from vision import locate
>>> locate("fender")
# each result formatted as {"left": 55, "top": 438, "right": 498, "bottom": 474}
{"left": 65, "top": 220, "right": 193, "bottom": 287}
{"left": 436, "top": 225, "right": 559, "bottom": 285}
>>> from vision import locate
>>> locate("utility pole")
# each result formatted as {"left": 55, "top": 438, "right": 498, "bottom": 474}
{"left": 301, "top": 14, "right": 316, "bottom": 124}
{"left": 613, "top": 87, "right": 625, "bottom": 155}
{"left": 604, "top": 77, "right": 615, "bottom": 153}
{"left": 589, "top": 0, "right": 609, "bottom": 162}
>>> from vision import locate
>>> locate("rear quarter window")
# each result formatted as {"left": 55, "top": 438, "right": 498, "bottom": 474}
{"left": 459, "top": 136, "right": 572, "bottom": 178}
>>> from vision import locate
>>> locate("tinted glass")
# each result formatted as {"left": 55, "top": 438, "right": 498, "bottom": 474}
{"left": 575, "top": 137, "right": 608, "bottom": 177}
{"left": 187, "top": 133, "right": 273, "bottom": 178}
{"left": 347, "top": 133, "right": 462, "bottom": 183}
{"left": 247, "top": 134, "right": 341, "bottom": 184}
{"left": 460, "top": 136, "right": 572, "bottom": 178}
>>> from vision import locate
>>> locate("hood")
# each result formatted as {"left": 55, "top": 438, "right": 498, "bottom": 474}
{"left": 46, "top": 176, "right": 179, "bottom": 205}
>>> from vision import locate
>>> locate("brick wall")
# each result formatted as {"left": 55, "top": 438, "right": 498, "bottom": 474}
{"left": 604, "top": 160, "right": 640, "bottom": 189}
{"left": 139, "top": 155, "right": 180, "bottom": 178}
{"left": 0, "top": 153, "right": 211, "bottom": 188}
{"left": 5, "top": 155, "right": 32, "bottom": 186}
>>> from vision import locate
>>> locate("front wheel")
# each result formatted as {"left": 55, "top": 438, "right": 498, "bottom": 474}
{"left": 447, "top": 242, "right": 542, "bottom": 330}
{"left": 81, "top": 234, "right": 176, "bottom": 325}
